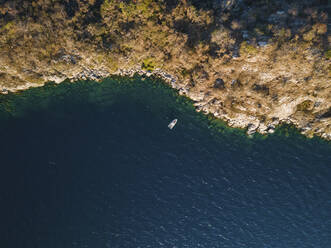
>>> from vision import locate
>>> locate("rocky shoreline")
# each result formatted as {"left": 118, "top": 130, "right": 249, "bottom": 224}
{"left": 3, "top": 64, "right": 330, "bottom": 140}
{"left": 110, "top": 67, "right": 331, "bottom": 140}
{"left": 0, "top": 0, "right": 330, "bottom": 140}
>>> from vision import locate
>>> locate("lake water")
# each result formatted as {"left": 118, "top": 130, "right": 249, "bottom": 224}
{"left": 0, "top": 77, "right": 330, "bottom": 248}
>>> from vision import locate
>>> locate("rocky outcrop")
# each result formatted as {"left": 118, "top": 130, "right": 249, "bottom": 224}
{"left": 0, "top": 0, "right": 330, "bottom": 140}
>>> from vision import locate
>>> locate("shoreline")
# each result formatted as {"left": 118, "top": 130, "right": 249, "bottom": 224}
{"left": 1, "top": 68, "right": 330, "bottom": 141}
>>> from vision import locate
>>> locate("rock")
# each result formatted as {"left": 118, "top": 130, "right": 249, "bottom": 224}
{"left": 230, "top": 79, "right": 242, "bottom": 89}
{"left": 267, "top": 124, "right": 276, "bottom": 134}
{"left": 258, "top": 41, "right": 268, "bottom": 47}
{"left": 247, "top": 123, "right": 257, "bottom": 136}
{"left": 178, "top": 87, "right": 188, "bottom": 95}
{"left": 301, "top": 122, "right": 313, "bottom": 132}
{"left": 322, "top": 133, "right": 331, "bottom": 140}
{"left": 268, "top": 128, "right": 275, "bottom": 134}
{"left": 268, "top": 11, "right": 288, "bottom": 24}
{"left": 213, "top": 78, "right": 225, "bottom": 89}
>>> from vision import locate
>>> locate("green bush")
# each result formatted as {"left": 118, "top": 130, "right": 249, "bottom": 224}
{"left": 325, "top": 50, "right": 331, "bottom": 59}
{"left": 102, "top": 0, "right": 156, "bottom": 20}
{"left": 239, "top": 41, "right": 258, "bottom": 55}
{"left": 0, "top": 21, "right": 14, "bottom": 32}
{"left": 142, "top": 58, "right": 156, "bottom": 71}
{"left": 303, "top": 30, "right": 316, "bottom": 42}
{"left": 296, "top": 100, "right": 313, "bottom": 111}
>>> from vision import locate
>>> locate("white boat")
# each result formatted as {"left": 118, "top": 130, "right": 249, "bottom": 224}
{"left": 168, "top": 118, "right": 178, "bottom": 130}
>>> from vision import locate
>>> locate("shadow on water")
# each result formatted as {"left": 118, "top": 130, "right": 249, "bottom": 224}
{"left": 0, "top": 77, "right": 330, "bottom": 248}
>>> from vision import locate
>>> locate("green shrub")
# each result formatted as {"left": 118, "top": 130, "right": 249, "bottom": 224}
{"left": 142, "top": 58, "right": 156, "bottom": 71}
{"left": 273, "top": 28, "right": 291, "bottom": 44}
{"left": 239, "top": 41, "right": 258, "bottom": 55}
{"left": 102, "top": 0, "right": 156, "bottom": 20}
{"left": 0, "top": 21, "right": 14, "bottom": 32}
{"left": 0, "top": 21, "right": 17, "bottom": 38}
{"left": 296, "top": 100, "right": 313, "bottom": 111}
{"left": 325, "top": 50, "right": 331, "bottom": 59}
{"left": 303, "top": 30, "right": 316, "bottom": 42}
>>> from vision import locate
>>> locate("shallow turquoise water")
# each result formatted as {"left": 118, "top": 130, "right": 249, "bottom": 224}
{"left": 0, "top": 77, "right": 330, "bottom": 248}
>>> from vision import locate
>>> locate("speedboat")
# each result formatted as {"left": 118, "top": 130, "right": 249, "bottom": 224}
{"left": 168, "top": 118, "right": 177, "bottom": 130}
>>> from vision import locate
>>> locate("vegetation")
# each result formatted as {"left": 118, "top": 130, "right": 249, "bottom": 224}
{"left": 142, "top": 58, "right": 156, "bottom": 71}
{"left": 0, "top": 21, "right": 14, "bottom": 32}
{"left": 296, "top": 100, "right": 314, "bottom": 112}
{"left": 239, "top": 41, "right": 258, "bottom": 55}
{"left": 325, "top": 50, "right": 331, "bottom": 60}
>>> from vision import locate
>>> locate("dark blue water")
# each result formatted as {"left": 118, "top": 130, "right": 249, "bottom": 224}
{"left": 0, "top": 78, "right": 330, "bottom": 248}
